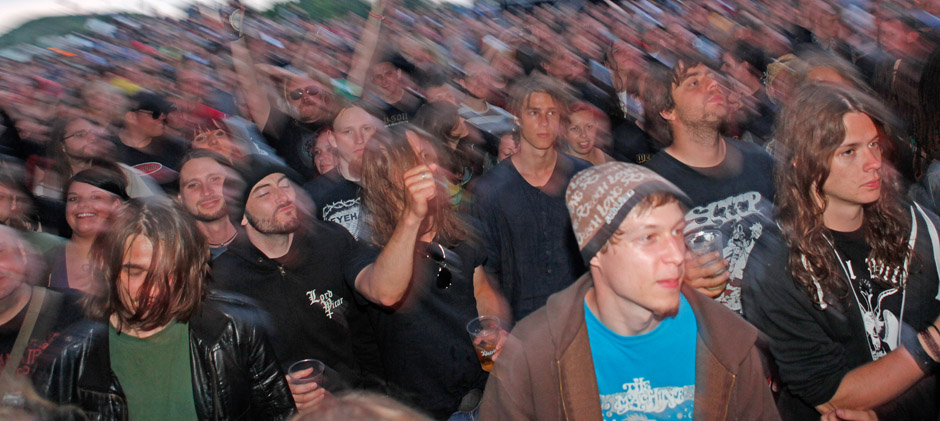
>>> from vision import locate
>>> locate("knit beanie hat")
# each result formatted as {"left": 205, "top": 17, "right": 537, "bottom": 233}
{"left": 566, "top": 162, "right": 690, "bottom": 264}
{"left": 226, "top": 154, "right": 303, "bottom": 223}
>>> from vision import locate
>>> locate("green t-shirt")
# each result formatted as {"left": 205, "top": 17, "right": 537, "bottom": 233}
{"left": 109, "top": 322, "right": 198, "bottom": 420}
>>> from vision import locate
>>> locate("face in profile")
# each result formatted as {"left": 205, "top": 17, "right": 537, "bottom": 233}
{"left": 62, "top": 118, "right": 112, "bottom": 161}
{"left": 591, "top": 201, "right": 686, "bottom": 318}
{"left": 0, "top": 227, "right": 28, "bottom": 301}
{"left": 497, "top": 134, "right": 519, "bottom": 162}
{"left": 821, "top": 112, "right": 884, "bottom": 210}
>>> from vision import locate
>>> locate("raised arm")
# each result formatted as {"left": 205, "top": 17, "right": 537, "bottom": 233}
{"left": 229, "top": 36, "right": 273, "bottom": 130}
{"left": 354, "top": 164, "right": 434, "bottom": 307}
{"left": 346, "top": 0, "right": 387, "bottom": 98}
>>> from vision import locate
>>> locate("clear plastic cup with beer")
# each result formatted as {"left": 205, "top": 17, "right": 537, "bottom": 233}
{"left": 466, "top": 315, "right": 502, "bottom": 372}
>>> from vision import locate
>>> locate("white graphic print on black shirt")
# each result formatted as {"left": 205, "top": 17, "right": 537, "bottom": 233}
{"left": 685, "top": 191, "right": 773, "bottom": 313}
{"left": 831, "top": 229, "right": 904, "bottom": 360}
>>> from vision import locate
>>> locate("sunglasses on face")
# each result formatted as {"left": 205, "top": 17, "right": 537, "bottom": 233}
{"left": 288, "top": 86, "right": 321, "bottom": 101}
{"left": 427, "top": 242, "right": 452, "bottom": 290}
{"left": 136, "top": 109, "right": 167, "bottom": 120}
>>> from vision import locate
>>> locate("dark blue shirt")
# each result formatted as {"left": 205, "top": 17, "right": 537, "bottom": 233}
{"left": 472, "top": 153, "right": 591, "bottom": 321}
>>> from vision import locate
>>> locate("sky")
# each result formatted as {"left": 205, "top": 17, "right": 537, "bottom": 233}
{"left": 0, "top": 0, "right": 279, "bottom": 35}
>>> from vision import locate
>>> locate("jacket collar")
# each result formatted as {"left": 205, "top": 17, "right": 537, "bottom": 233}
{"left": 544, "top": 274, "right": 759, "bottom": 420}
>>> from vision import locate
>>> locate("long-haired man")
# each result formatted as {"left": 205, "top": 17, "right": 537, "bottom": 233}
{"left": 743, "top": 83, "right": 940, "bottom": 419}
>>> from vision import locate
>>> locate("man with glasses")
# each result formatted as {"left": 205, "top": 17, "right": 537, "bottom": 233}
{"left": 230, "top": 34, "right": 336, "bottom": 179}
{"left": 114, "top": 91, "right": 186, "bottom": 189}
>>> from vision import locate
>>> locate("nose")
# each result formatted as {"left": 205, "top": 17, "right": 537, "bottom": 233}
{"left": 663, "top": 232, "right": 686, "bottom": 266}
{"left": 862, "top": 145, "right": 883, "bottom": 172}
{"left": 200, "top": 182, "right": 213, "bottom": 197}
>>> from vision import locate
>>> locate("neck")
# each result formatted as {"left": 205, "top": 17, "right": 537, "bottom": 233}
{"left": 120, "top": 129, "right": 151, "bottom": 149}
{"left": 246, "top": 227, "right": 294, "bottom": 259}
{"left": 586, "top": 281, "right": 660, "bottom": 336}
{"left": 570, "top": 148, "right": 604, "bottom": 165}
{"left": 67, "top": 156, "right": 94, "bottom": 175}
{"left": 0, "top": 284, "right": 32, "bottom": 327}
{"left": 198, "top": 218, "right": 237, "bottom": 246}
{"left": 383, "top": 88, "right": 405, "bottom": 104}
{"left": 69, "top": 234, "right": 96, "bottom": 252}
{"left": 823, "top": 202, "right": 865, "bottom": 232}
{"left": 666, "top": 126, "right": 725, "bottom": 168}
{"left": 336, "top": 158, "right": 361, "bottom": 182}
{"left": 513, "top": 143, "right": 558, "bottom": 186}
{"left": 463, "top": 97, "right": 487, "bottom": 112}
{"left": 109, "top": 314, "right": 169, "bottom": 339}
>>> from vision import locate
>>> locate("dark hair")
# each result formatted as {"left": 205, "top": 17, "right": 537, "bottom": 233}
{"left": 916, "top": 45, "right": 940, "bottom": 163}
{"left": 178, "top": 148, "right": 233, "bottom": 177}
{"left": 87, "top": 197, "right": 208, "bottom": 331}
{"left": 66, "top": 165, "right": 130, "bottom": 202}
{"left": 506, "top": 74, "right": 573, "bottom": 122}
{"left": 774, "top": 83, "right": 909, "bottom": 308}
{"left": 730, "top": 41, "right": 768, "bottom": 76}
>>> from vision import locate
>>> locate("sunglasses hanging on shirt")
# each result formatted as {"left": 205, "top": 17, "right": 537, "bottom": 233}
{"left": 427, "top": 242, "right": 452, "bottom": 290}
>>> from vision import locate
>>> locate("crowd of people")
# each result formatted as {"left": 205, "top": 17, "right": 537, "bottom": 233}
{"left": 0, "top": 0, "right": 939, "bottom": 419}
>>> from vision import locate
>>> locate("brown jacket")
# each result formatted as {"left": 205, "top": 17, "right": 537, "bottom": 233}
{"left": 479, "top": 274, "right": 780, "bottom": 420}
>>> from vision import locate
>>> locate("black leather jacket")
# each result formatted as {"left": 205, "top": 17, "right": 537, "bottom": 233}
{"left": 33, "top": 294, "right": 296, "bottom": 420}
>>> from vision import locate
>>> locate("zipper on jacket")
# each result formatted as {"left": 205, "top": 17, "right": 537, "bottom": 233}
{"left": 209, "top": 353, "right": 221, "bottom": 420}
{"left": 556, "top": 359, "right": 569, "bottom": 420}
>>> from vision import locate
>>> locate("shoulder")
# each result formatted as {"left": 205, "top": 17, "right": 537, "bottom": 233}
{"left": 192, "top": 293, "right": 271, "bottom": 339}
{"left": 560, "top": 153, "right": 593, "bottom": 175}
{"left": 728, "top": 138, "right": 773, "bottom": 163}
{"left": 474, "top": 161, "right": 516, "bottom": 200}
{"left": 684, "top": 287, "right": 761, "bottom": 367}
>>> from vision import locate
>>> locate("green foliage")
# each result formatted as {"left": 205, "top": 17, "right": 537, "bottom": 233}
{"left": 265, "top": 0, "right": 372, "bottom": 21}
{"left": 0, "top": 15, "right": 92, "bottom": 48}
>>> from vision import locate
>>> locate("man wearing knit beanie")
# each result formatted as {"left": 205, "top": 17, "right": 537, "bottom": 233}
{"left": 480, "top": 162, "right": 778, "bottom": 420}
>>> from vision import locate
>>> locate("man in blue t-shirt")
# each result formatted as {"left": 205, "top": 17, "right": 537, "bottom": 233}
{"left": 480, "top": 162, "right": 778, "bottom": 420}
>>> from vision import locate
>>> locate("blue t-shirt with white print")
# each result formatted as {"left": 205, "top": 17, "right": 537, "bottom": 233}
{"left": 585, "top": 294, "right": 698, "bottom": 420}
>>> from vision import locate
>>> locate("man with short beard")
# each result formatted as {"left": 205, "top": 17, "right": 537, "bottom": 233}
{"left": 230, "top": 36, "right": 334, "bottom": 179}
{"left": 211, "top": 155, "right": 387, "bottom": 413}
{"left": 177, "top": 149, "right": 238, "bottom": 259}
{"left": 641, "top": 56, "right": 776, "bottom": 314}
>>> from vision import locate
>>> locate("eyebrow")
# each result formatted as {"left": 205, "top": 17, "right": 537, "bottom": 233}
{"left": 182, "top": 172, "right": 224, "bottom": 185}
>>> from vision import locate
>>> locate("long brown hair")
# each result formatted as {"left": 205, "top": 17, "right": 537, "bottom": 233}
{"left": 774, "top": 83, "right": 910, "bottom": 308}
{"left": 361, "top": 125, "right": 469, "bottom": 247}
{"left": 87, "top": 197, "right": 208, "bottom": 332}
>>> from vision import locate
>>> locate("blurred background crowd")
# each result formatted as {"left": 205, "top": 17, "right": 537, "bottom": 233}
{"left": 0, "top": 0, "right": 939, "bottom": 418}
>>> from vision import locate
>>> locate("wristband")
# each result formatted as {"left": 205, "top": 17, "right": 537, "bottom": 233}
{"left": 901, "top": 322, "right": 940, "bottom": 374}
{"left": 922, "top": 325, "right": 940, "bottom": 361}
{"left": 369, "top": 12, "right": 386, "bottom": 22}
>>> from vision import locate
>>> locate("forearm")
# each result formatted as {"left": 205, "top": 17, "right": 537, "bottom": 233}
{"left": 347, "top": 0, "right": 386, "bottom": 95}
{"left": 473, "top": 267, "right": 512, "bottom": 323}
{"left": 230, "top": 38, "right": 272, "bottom": 128}
{"left": 355, "top": 215, "right": 423, "bottom": 307}
{"left": 817, "top": 347, "right": 924, "bottom": 412}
